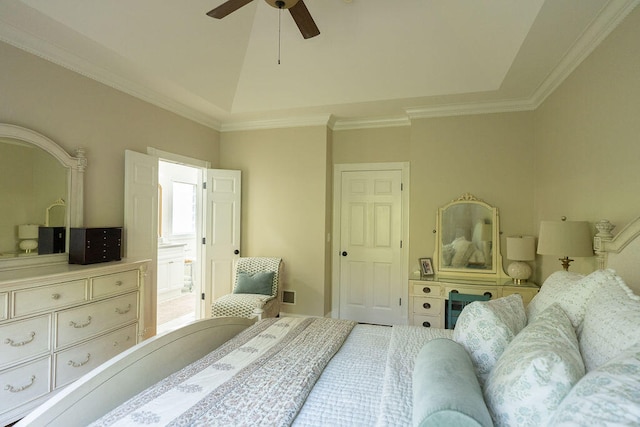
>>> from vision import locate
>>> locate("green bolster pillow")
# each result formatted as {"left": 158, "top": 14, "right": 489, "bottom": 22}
{"left": 413, "top": 338, "right": 493, "bottom": 427}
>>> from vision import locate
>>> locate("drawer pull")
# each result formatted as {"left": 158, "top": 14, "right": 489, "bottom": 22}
{"left": 484, "top": 292, "right": 493, "bottom": 298}
{"left": 115, "top": 304, "right": 132, "bottom": 315}
{"left": 51, "top": 293, "right": 61, "bottom": 300}
{"left": 68, "top": 353, "right": 91, "bottom": 368}
{"left": 5, "top": 375, "right": 36, "bottom": 393}
{"left": 422, "top": 287, "right": 431, "bottom": 294}
{"left": 69, "top": 316, "right": 92, "bottom": 328}
{"left": 4, "top": 331, "right": 36, "bottom": 347}
{"left": 115, "top": 280, "right": 123, "bottom": 286}
{"left": 113, "top": 336, "right": 131, "bottom": 347}
{"left": 422, "top": 321, "right": 431, "bottom": 327}
{"left": 422, "top": 302, "right": 431, "bottom": 309}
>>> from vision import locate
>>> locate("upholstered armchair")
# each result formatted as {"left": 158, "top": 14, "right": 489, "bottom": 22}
{"left": 211, "top": 257, "right": 283, "bottom": 320}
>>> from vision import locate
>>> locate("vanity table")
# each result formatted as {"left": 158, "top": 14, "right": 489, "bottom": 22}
{"left": 408, "top": 277, "right": 539, "bottom": 328}
{"left": 410, "top": 193, "right": 539, "bottom": 329}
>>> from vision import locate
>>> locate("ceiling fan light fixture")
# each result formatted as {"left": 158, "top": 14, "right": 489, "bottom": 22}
{"left": 265, "top": 0, "right": 299, "bottom": 9}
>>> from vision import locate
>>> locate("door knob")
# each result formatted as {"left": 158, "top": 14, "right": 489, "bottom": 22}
{"left": 341, "top": 251, "right": 348, "bottom": 256}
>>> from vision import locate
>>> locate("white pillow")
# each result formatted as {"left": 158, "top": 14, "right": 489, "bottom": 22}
{"left": 450, "top": 237, "right": 475, "bottom": 267}
{"left": 547, "top": 342, "right": 640, "bottom": 426}
{"left": 484, "top": 304, "right": 585, "bottom": 427}
{"left": 526, "top": 270, "right": 587, "bottom": 328}
{"left": 579, "top": 270, "right": 640, "bottom": 371}
{"left": 453, "top": 294, "right": 526, "bottom": 385}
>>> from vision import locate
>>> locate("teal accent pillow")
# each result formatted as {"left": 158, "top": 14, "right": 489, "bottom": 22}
{"left": 413, "top": 338, "right": 493, "bottom": 427}
{"left": 233, "top": 271, "right": 274, "bottom": 295}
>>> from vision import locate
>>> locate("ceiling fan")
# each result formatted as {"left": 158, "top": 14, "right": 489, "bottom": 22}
{"left": 207, "top": 0, "right": 320, "bottom": 39}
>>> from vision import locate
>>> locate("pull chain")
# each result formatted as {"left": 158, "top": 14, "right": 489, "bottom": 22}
{"left": 278, "top": 6, "right": 282, "bottom": 64}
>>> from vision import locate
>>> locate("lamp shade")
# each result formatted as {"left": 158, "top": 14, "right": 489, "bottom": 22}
{"left": 507, "top": 236, "right": 536, "bottom": 261}
{"left": 18, "top": 224, "right": 39, "bottom": 239}
{"left": 537, "top": 221, "right": 593, "bottom": 257}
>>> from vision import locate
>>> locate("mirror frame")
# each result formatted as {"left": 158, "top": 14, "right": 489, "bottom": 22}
{"left": 0, "top": 124, "right": 86, "bottom": 270}
{"left": 434, "top": 193, "right": 505, "bottom": 280}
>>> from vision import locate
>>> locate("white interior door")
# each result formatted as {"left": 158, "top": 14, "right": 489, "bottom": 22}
{"left": 203, "top": 169, "right": 241, "bottom": 317}
{"left": 338, "top": 169, "right": 404, "bottom": 325}
{"left": 124, "top": 150, "right": 158, "bottom": 340}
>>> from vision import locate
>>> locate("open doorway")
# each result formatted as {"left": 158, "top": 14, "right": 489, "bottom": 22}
{"left": 156, "top": 161, "right": 203, "bottom": 334}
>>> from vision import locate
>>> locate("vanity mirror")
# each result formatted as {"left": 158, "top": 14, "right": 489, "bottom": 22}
{"left": 434, "top": 193, "right": 504, "bottom": 279}
{"left": 0, "top": 124, "right": 85, "bottom": 269}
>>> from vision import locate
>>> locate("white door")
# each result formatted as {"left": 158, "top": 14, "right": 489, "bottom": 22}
{"left": 202, "top": 169, "right": 241, "bottom": 317}
{"left": 124, "top": 150, "right": 158, "bottom": 340}
{"left": 338, "top": 169, "right": 404, "bottom": 325}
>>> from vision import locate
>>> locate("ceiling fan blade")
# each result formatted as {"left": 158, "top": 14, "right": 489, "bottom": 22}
{"left": 288, "top": 0, "right": 320, "bottom": 39}
{"left": 207, "top": 0, "right": 254, "bottom": 19}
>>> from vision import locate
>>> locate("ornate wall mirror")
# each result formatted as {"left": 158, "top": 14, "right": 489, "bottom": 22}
{"left": 434, "top": 193, "right": 504, "bottom": 279}
{"left": 0, "top": 124, "right": 85, "bottom": 270}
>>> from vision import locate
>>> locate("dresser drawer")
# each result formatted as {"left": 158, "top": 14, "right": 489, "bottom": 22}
{"left": 0, "top": 315, "right": 50, "bottom": 368}
{"left": 55, "top": 292, "right": 138, "bottom": 349}
{"left": 54, "top": 323, "right": 137, "bottom": 388}
{"left": 413, "top": 314, "right": 443, "bottom": 329}
{"left": 13, "top": 280, "right": 87, "bottom": 318}
{"left": 444, "top": 284, "right": 497, "bottom": 300}
{"left": 411, "top": 282, "right": 441, "bottom": 297}
{"left": 413, "top": 297, "right": 442, "bottom": 315}
{"left": 91, "top": 269, "right": 138, "bottom": 299}
{"left": 0, "top": 356, "right": 51, "bottom": 416}
{"left": 0, "top": 292, "right": 7, "bottom": 321}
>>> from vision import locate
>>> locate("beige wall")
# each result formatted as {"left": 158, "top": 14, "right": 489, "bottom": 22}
{"left": 333, "top": 114, "right": 535, "bottom": 279}
{"left": 533, "top": 7, "right": 640, "bottom": 280}
{"left": 219, "top": 126, "right": 331, "bottom": 317}
{"left": 0, "top": 41, "right": 220, "bottom": 229}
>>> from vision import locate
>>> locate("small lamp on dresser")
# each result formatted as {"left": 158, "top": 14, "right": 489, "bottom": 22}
{"left": 537, "top": 218, "right": 593, "bottom": 271}
{"left": 18, "top": 224, "right": 39, "bottom": 254}
{"left": 506, "top": 235, "right": 536, "bottom": 284}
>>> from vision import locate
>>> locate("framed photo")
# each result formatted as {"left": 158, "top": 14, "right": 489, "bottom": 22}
{"left": 420, "top": 257, "right": 434, "bottom": 277}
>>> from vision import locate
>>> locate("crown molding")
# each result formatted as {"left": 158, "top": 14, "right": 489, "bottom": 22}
{"left": 2, "top": 0, "right": 637, "bottom": 133}
{"left": 528, "top": 0, "right": 640, "bottom": 110}
{"left": 0, "top": 20, "right": 222, "bottom": 131}
{"left": 331, "top": 116, "right": 411, "bottom": 131}
{"left": 219, "top": 114, "right": 333, "bottom": 132}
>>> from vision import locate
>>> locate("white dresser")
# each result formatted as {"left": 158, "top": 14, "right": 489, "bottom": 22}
{"left": 0, "top": 259, "right": 148, "bottom": 425}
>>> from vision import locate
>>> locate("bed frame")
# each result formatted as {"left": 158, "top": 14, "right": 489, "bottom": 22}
{"left": 17, "top": 217, "right": 640, "bottom": 426}
{"left": 17, "top": 317, "right": 255, "bottom": 427}
{"left": 594, "top": 217, "right": 640, "bottom": 293}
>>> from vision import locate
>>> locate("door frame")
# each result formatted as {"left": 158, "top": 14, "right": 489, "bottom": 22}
{"left": 331, "top": 162, "right": 410, "bottom": 323}
{"left": 148, "top": 148, "right": 211, "bottom": 327}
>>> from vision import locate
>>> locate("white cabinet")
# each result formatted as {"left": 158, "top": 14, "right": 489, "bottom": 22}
{"left": 0, "top": 259, "right": 148, "bottom": 425}
{"left": 157, "top": 244, "right": 186, "bottom": 302}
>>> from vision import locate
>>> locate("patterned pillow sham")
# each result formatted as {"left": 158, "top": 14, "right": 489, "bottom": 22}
{"left": 579, "top": 270, "right": 640, "bottom": 371}
{"left": 547, "top": 342, "right": 640, "bottom": 426}
{"left": 526, "top": 270, "right": 586, "bottom": 327}
{"left": 453, "top": 294, "right": 526, "bottom": 385}
{"left": 484, "top": 304, "right": 585, "bottom": 427}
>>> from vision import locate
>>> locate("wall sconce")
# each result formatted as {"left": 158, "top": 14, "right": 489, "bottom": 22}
{"left": 537, "top": 218, "right": 593, "bottom": 271}
{"left": 18, "top": 224, "right": 39, "bottom": 254}
{"left": 506, "top": 235, "right": 536, "bottom": 284}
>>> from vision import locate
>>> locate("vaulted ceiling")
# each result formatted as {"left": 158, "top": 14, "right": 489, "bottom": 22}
{"left": 1, "top": 0, "right": 638, "bottom": 130}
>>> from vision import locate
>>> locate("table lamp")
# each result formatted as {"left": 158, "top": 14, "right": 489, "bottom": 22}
{"left": 537, "top": 219, "right": 593, "bottom": 271}
{"left": 506, "top": 235, "right": 536, "bottom": 284}
{"left": 18, "top": 224, "right": 39, "bottom": 254}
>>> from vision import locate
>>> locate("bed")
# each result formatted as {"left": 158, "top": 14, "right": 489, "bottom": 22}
{"left": 17, "top": 217, "right": 640, "bottom": 427}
